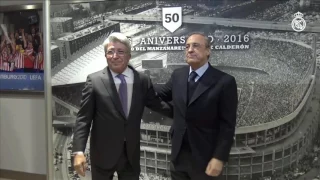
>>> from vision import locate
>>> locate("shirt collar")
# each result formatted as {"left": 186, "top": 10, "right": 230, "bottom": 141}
{"left": 110, "top": 66, "right": 132, "bottom": 78}
{"left": 189, "top": 62, "right": 209, "bottom": 78}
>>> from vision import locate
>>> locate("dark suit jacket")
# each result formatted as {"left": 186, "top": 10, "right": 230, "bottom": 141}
{"left": 157, "top": 63, "right": 238, "bottom": 170}
{"left": 72, "top": 66, "right": 172, "bottom": 171}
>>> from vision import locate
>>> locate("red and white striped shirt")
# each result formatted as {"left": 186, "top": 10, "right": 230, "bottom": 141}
{"left": 7, "top": 54, "right": 14, "bottom": 72}
{"left": 14, "top": 52, "right": 24, "bottom": 69}
{"left": 1, "top": 51, "right": 10, "bottom": 71}
{"left": 1, "top": 62, "right": 10, "bottom": 71}
{"left": 1, "top": 48, "right": 9, "bottom": 62}
{"left": 34, "top": 52, "right": 44, "bottom": 70}
{"left": 24, "top": 48, "right": 34, "bottom": 69}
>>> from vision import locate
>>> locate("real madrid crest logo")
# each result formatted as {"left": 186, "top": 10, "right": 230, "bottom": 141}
{"left": 291, "top": 11, "right": 306, "bottom": 32}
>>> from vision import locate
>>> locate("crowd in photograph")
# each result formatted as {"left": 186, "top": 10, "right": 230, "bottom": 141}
{"left": 0, "top": 25, "right": 43, "bottom": 73}
{"left": 73, "top": 16, "right": 99, "bottom": 31}
{"left": 52, "top": 83, "right": 84, "bottom": 113}
{"left": 139, "top": 173, "right": 170, "bottom": 180}
{"left": 270, "top": 127, "right": 320, "bottom": 180}
{"left": 246, "top": 0, "right": 299, "bottom": 21}
{"left": 162, "top": 35, "right": 313, "bottom": 127}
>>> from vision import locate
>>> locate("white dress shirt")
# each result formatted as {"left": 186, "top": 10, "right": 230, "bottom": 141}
{"left": 109, "top": 66, "right": 134, "bottom": 116}
{"left": 189, "top": 62, "right": 209, "bottom": 82}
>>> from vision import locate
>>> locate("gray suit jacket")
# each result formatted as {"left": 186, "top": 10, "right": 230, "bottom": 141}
{"left": 72, "top": 66, "right": 172, "bottom": 170}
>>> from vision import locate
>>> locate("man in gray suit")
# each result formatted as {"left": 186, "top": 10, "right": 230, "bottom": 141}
{"left": 72, "top": 32, "right": 172, "bottom": 180}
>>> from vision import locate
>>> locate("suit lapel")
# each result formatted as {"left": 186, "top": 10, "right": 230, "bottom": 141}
{"left": 179, "top": 67, "right": 190, "bottom": 106}
{"left": 100, "top": 67, "right": 126, "bottom": 120}
{"left": 188, "top": 65, "right": 218, "bottom": 106}
{"left": 127, "top": 66, "right": 141, "bottom": 119}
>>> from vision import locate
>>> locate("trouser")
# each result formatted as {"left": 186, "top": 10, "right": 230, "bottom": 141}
{"left": 170, "top": 143, "right": 223, "bottom": 180}
{"left": 91, "top": 143, "right": 140, "bottom": 180}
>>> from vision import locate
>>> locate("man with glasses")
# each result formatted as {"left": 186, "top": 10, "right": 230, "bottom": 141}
{"left": 157, "top": 32, "right": 238, "bottom": 180}
{"left": 72, "top": 32, "right": 172, "bottom": 180}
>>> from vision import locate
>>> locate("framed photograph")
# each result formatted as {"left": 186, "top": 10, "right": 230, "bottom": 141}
{"left": 0, "top": 7, "right": 44, "bottom": 91}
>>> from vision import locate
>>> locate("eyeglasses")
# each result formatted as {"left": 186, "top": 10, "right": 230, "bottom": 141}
{"left": 106, "top": 50, "right": 127, "bottom": 56}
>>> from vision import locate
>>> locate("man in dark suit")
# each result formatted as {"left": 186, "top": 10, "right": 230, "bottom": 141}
{"left": 157, "top": 32, "right": 238, "bottom": 180}
{"left": 72, "top": 32, "right": 172, "bottom": 180}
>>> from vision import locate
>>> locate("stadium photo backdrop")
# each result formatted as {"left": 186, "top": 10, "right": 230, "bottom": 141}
{"left": 0, "top": 9, "right": 44, "bottom": 91}
{"left": 50, "top": 1, "right": 320, "bottom": 180}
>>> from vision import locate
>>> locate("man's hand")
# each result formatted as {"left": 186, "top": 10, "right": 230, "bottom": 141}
{"left": 205, "top": 158, "right": 223, "bottom": 177}
{"left": 73, "top": 154, "right": 87, "bottom": 177}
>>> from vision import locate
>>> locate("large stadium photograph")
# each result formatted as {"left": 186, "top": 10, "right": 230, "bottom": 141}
{"left": 50, "top": 0, "right": 320, "bottom": 179}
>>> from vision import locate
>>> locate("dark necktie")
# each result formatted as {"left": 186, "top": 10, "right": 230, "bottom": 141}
{"left": 117, "top": 74, "right": 128, "bottom": 117}
{"left": 189, "top": 71, "right": 198, "bottom": 85}
{"left": 187, "top": 71, "right": 198, "bottom": 104}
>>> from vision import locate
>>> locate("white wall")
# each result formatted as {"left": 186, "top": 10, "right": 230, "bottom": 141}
{"left": 0, "top": 94, "right": 46, "bottom": 175}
